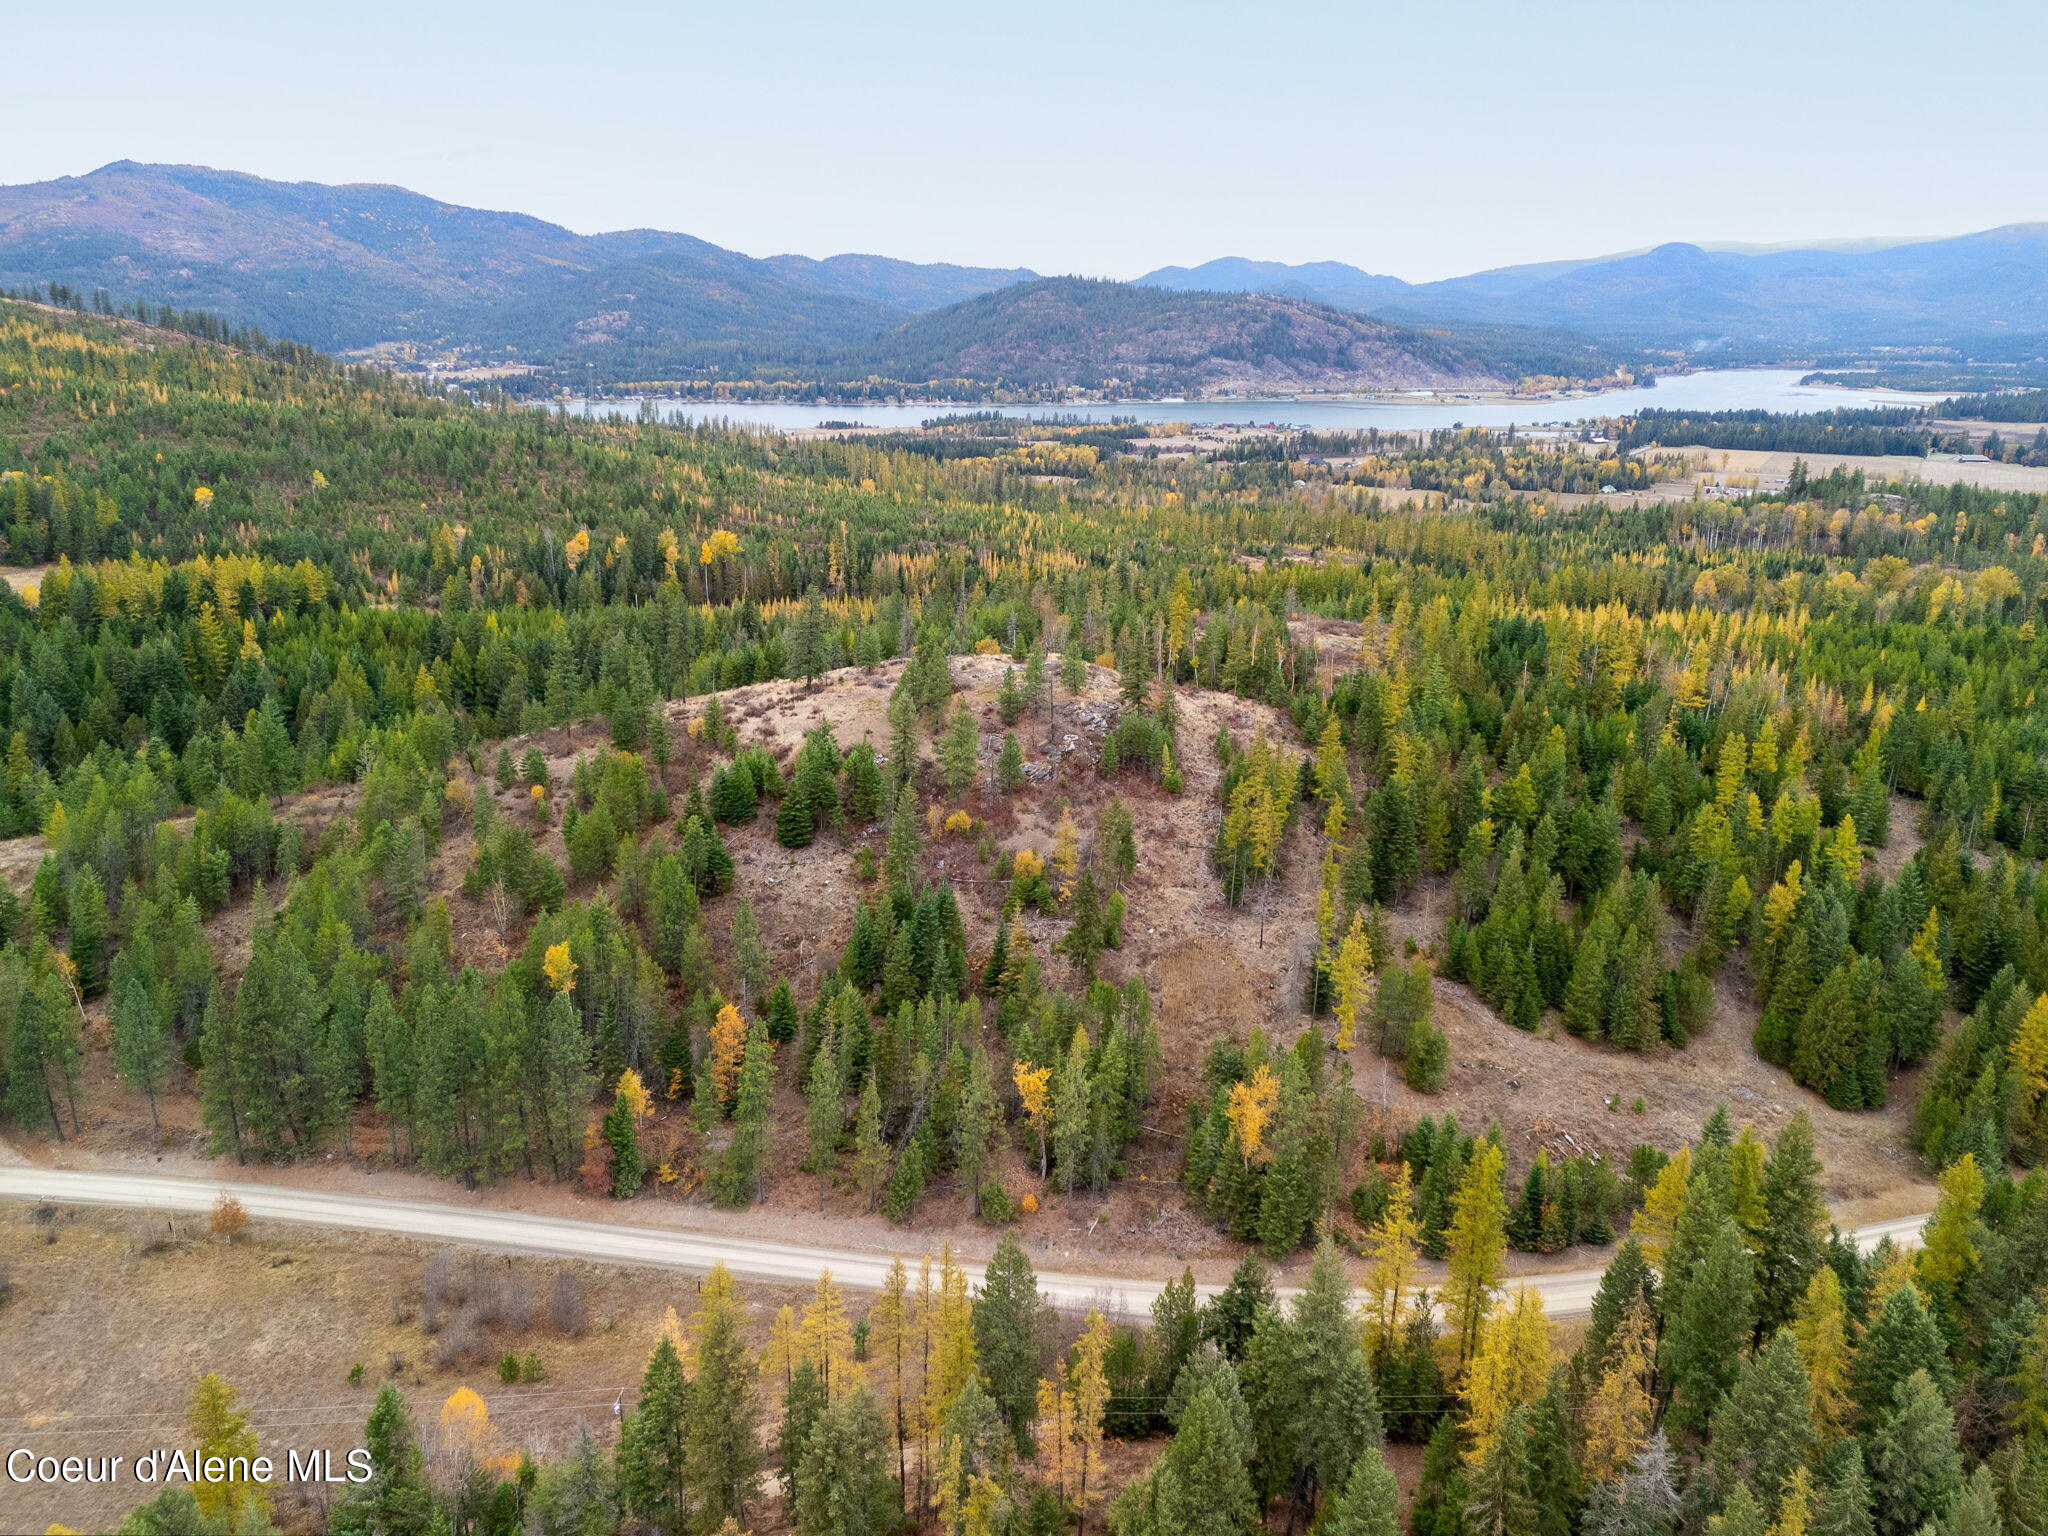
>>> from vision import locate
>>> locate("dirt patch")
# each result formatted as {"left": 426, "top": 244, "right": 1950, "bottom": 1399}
{"left": 0, "top": 1204, "right": 816, "bottom": 1533}
{"left": 9, "top": 658, "right": 1937, "bottom": 1280}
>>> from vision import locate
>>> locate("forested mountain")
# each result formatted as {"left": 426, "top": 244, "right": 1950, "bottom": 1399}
{"left": 0, "top": 160, "right": 903, "bottom": 370}
{"left": 1142, "top": 226, "right": 2048, "bottom": 350}
{"left": 0, "top": 163, "right": 1610, "bottom": 392}
{"left": 761, "top": 251, "right": 1039, "bottom": 311}
{"left": 829, "top": 277, "right": 1515, "bottom": 393}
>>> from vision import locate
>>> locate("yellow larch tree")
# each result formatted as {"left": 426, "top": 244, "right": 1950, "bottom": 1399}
{"left": 1070, "top": 1309, "right": 1113, "bottom": 1514}
{"left": 2008, "top": 993, "right": 2048, "bottom": 1114}
{"left": 1917, "top": 1153, "right": 1985, "bottom": 1295}
{"left": 709, "top": 1002, "right": 749, "bottom": 1108}
{"left": 1331, "top": 911, "right": 1374, "bottom": 1053}
{"left": 1727, "top": 1128, "right": 1768, "bottom": 1252}
{"left": 188, "top": 1372, "right": 269, "bottom": 1524}
{"left": 1460, "top": 1285, "right": 1551, "bottom": 1461}
{"left": 1363, "top": 1164, "right": 1423, "bottom": 1355}
{"left": 1013, "top": 1060, "right": 1054, "bottom": 1178}
{"left": 1770, "top": 1467, "right": 1815, "bottom": 1536}
{"left": 1225, "top": 1063, "right": 1279, "bottom": 1166}
{"left": 1035, "top": 1376, "right": 1082, "bottom": 1505}
{"left": 688, "top": 1261, "right": 743, "bottom": 1369}
{"left": 1582, "top": 1295, "right": 1658, "bottom": 1479}
{"left": 797, "top": 1270, "right": 860, "bottom": 1395}
{"left": 1866, "top": 1243, "right": 1923, "bottom": 1315}
{"left": 436, "top": 1387, "right": 517, "bottom": 1482}
{"left": 1443, "top": 1141, "right": 1508, "bottom": 1369}
{"left": 1051, "top": 806, "right": 1080, "bottom": 892}
{"left": 921, "top": 1247, "right": 978, "bottom": 1458}
{"left": 760, "top": 1303, "right": 799, "bottom": 1395}
{"left": 617, "top": 1067, "right": 652, "bottom": 1122}
{"left": 1789, "top": 1267, "right": 1853, "bottom": 1439}
{"left": 867, "top": 1258, "right": 919, "bottom": 1489}
{"left": 1631, "top": 1147, "right": 1692, "bottom": 1272}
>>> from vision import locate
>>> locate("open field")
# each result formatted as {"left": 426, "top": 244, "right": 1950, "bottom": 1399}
{"left": 1664, "top": 444, "right": 2048, "bottom": 493}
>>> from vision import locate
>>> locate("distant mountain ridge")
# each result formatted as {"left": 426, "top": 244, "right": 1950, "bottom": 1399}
{"left": 11, "top": 161, "right": 2035, "bottom": 391}
{"left": 0, "top": 160, "right": 902, "bottom": 369}
{"left": 760, "top": 252, "right": 1040, "bottom": 313}
{"left": 1135, "top": 227, "right": 2048, "bottom": 348}
{"left": 0, "top": 162, "right": 1559, "bottom": 393}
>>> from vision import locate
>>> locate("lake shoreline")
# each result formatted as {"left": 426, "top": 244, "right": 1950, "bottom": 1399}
{"left": 551, "top": 368, "right": 1935, "bottom": 434}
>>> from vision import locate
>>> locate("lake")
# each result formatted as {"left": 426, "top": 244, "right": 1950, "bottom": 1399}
{"left": 552, "top": 369, "right": 1930, "bottom": 433}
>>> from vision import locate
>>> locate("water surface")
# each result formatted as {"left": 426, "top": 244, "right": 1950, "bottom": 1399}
{"left": 554, "top": 369, "right": 1928, "bottom": 433}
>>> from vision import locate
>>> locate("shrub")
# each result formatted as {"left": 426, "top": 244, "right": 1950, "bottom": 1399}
{"left": 209, "top": 1193, "right": 248, "bottom": 1242}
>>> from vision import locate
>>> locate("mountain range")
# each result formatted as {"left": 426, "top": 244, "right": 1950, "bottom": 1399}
{"left": 1132, "top": 232, "right": 2048, "bottom": 351}
{"left": 3, "top": 161, "right": 2044, "bottom": 396}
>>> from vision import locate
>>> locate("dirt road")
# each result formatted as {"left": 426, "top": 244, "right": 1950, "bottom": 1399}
{"left": 0, "top": 1167, "right": 1929, "bottom": 1319}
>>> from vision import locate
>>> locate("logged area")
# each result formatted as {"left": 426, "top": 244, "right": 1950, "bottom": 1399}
{"left": 0, "top": 298, "right": 2042, "bottom": 1536}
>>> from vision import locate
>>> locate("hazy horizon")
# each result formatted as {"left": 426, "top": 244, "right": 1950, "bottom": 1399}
{"left": 8, "top": 0, "right": 2047, "bottom": 282}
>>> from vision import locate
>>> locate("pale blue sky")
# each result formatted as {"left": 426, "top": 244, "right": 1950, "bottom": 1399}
{"left": 8, "top": 0, "right": 2045, "bottom": 279}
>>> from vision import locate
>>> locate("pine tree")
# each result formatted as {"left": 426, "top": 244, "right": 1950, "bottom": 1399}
{"left": 997, "top": 732, "right": 1024, "bottom": 795}
{"left": 795, "top": 1388, "right": 898, "bottom": 1536}
{"left": 1759, "top": 1112, "right": 1829, "bottom": 1331}
{"left": 1145, "top": 1383, "right": 1257, "bottom": 1536}
{"left": 1322, "top": 1451, "right": 1401, "bottom": 1536}
{"left": 331, "top": 1384, "right": 434, "bottom": 1536}
{"left": 605, "top": 1079, "right": 644, "bottom": 1198}
{"left": 110, "top": 961, "right": 173, "bottom": 1134}
{"left": 684, "top": 1265, "right": 763, "bottom": 1533}
{"left": 972, "top": 1233, "right": 1050, "bottom": 1452}
{"left": 937, "top": 701, "right": 980, "bottom": 794}
{"left": 1818, "top": 1449, "right": 1875, "bottom": 1536}
{"left": 1941, "top": 1467, "right": 2002, "bottom": 1536}
{"left": 1465, "top": 1403, "right": 1535, "bottom": 1536}
{"left": 1851, "top": 1285, "right": 1953, "bottom": 1423}
{"left": 805, "top": 1026, "right": 845, "bottom": 1209}
{"left": 1706, "top": 1329, "right": 1817, "bottom": 1507}
{"left": 1203, "top": 1254, "right": 1274, "bottom": 1362}
{"left": 1247, "top": 1238, "right": 1384, "bottom": 1517}
{"left": 1524, "top": 1370, "right": 1583, "bottom": 1536}
{"left": 1662, "top": 1220, "right": 1755, "bottom": 1435}
{"left": 1867, "top": 1370, "right": 1962, "bottom": 1536}
{"left": 618, "top": 1338, "right": 689, "bottom": 1536}
{"left": 852, "top": 1075, "right": 888, "bottom": 1212}
{"left": 715, "top": 1019, "right": 771, "bottom": 1207}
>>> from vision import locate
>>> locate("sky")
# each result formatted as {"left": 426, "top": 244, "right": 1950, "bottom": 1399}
{"left": 8, "top": 0, "right": 2047, "bottom": 281}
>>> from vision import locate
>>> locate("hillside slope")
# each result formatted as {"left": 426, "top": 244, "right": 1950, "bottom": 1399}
{"left": 836, "top": 276, "right": 1507, "bottom": 392}
{"left": 0, "top": 164, "right": 1581, "bottom": 390}
{"left": 0, "top": 161, "right": 904, "bottom": 366}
